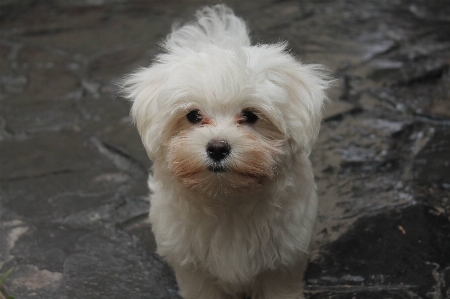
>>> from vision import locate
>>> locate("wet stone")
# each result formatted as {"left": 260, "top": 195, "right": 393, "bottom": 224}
{"left": 63, "top": 228, "right": 179, "bottom": 299}
{"left": 0, "top": 0, "right": 449, "bottom": 298}
{"left": 1, "top": 98, "right": 82, "bottom": 134}
{"left": 0, "top": 45, "right": 11, "bottom": 78}
{"left": 95, "top": 119, "right": 152, "bottom": 173}
{"left": 0, "top": 132, "right": 114, "bottom": 180}
{"left": 0, "top": 132, "right": 141, "bottom": 221}
{"left": 0, "top": 75, "right": 27, "bottom": 94}
{"left": 57, "top": 194, "right": 150, "bottom": 231}
{"left": 54, "top": 0, "right": 127, "bottom": 7}
{"left": 306, "top": 205, "right": 450, "bottom": 298}
{"left": 9, "top": 225, "right": 87, "bottom": 273}
{"left": 2, "top": 171, "right": 124, "bottom": 220}
{"left": 7, "top": 265, "right": 63, "bottom": 298}
{"left": 414, "top": 129, "right": 450, "bottom": 184}
{"left": 371, "top": 57, "right": 449, "bottom": 86}
{"left": 122, "top": 216, "right": 157, "bottom": 253}
{"left": 90, "top": 46, "right": 148, "bottom": 80}
{"left": 323, "top": 99, "right": 358, "bottom": 121}
{"left": 12, "top": 67, "right": 79, "bottom": 102}
{"left": 305, "top": 289, "right": 421, "bottom": 299}
{"left": 77, "top": 95, "right": 133, "bottom": 131}
{"left": 21, "top": 15, "right": 171, "bottom": 58}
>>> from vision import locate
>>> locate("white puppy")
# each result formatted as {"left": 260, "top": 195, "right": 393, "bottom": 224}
{"left": 122, "top": 5, "right": 331, "bottom": 299}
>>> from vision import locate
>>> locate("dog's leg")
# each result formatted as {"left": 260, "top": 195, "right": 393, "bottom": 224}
{"left": 250, "top": 263, "right": 307, "bottom": 299}
{"left": 174, "top": 265, "right": 229, "bottom": 299}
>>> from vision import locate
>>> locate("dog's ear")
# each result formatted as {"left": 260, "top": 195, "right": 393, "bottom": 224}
{"left": 255, "top": 45, "right": 333, "bottom": 155}
{"left": 120, "top": 64, "right": 168, "bottom": 161}
{"left": 272, "top": 62, "right": 332, "bottom": 156}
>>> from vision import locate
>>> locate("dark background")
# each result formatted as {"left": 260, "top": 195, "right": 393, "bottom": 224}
{"left": 0, "top": 0, "right": 449, "bottom": 298}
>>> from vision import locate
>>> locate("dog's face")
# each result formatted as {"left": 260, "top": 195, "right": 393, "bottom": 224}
{"left": 122, "top": 44, "right": 330, "bottom": 195}
{"left": 165, "top": 94, "right": 285, "bottom": 195}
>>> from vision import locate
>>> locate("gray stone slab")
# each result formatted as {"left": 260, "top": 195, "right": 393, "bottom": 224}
{"left": 0, "top": 0, "right": 449, "bottom": 298}
{"left": 306, "top": 205, "right": 450, "bottom": 298}
{"left": 5, "top": 227, "right": 178, "bottom": 299}
{"left": 0, "top": 132, "right": 115, "bottom": 180}
{"left": 62, "top": 228, "right": 178, "bottom": 299}
{"left": 323, "top": 99, "right": 358, "bottom": 121}
{"left": 414, "top": 129, "right": 450, "bottom": 184}
{"left": 1, "top": 98, "right": 82, "bottom": 134}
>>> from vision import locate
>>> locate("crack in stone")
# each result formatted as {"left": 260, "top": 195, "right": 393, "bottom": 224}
{"left": 6, "top": 24, "right": 104, "bottom": 37}
{"left": 397, "top": 64, "right": 449, "bottom": 86}
{"left": 116, "top": 212, "right": 148, "bottom": 229}
{"left": 90, "top": 137, "right": 146, "bottom": 178}
{"left": 426, "top": 262, "right": 450, "bottom": 299}
{"left": 0, "top": 169, "right": 75, "bottom": 182}
{"left": 414, "top": 114, "right": 450, "bottom": 127}
{"left": 305, "top": 284, "right": 419, "bottom": 294}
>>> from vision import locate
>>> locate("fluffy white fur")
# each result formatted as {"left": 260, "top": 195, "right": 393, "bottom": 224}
{"left": 121, "top": 5, "right": 332, "bottom": 299}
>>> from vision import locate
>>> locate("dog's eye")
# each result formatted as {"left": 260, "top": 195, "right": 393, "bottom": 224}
{"left": 186, "top": 109, "right": 202, "bottom": 124}
{"left": 241, "top": 109, "right": 258, "bottom": 124}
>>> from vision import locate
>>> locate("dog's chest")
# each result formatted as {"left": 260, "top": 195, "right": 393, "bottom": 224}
{"left": 169, "top": 208, "right": 302, "bottom": 284}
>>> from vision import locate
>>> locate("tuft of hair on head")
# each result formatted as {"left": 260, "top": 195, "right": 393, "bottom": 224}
{"left": 163, "top": 4, "right": 250, "bottom": 54}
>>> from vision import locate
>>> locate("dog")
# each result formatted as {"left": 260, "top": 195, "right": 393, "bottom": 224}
{"left": 121, "top": 5, "right": 331, "bottom": 299}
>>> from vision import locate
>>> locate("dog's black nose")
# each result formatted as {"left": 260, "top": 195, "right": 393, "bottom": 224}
{"left": 206, "top": 140, "right": 231, "bottom": 161}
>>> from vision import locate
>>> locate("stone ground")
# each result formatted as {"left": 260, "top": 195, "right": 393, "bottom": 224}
{"left": 0, "top": 0, "right": 449, "bottom": 298}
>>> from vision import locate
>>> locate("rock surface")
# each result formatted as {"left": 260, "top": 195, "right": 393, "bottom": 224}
{"left": 0, "top": 0, "right": 449, "bottom": 298}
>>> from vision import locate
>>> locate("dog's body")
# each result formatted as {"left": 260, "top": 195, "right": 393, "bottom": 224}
{"left": 122, "top": 5, "right": 331, "bottom": 299}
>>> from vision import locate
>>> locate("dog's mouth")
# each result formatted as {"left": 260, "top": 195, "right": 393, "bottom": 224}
{"left": 207, "top": 163, "right": 227, "bottom": 173}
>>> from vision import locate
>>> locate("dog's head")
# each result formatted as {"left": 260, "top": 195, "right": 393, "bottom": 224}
{"left": 121, "top": 43, "right": 331, "bottom": 195}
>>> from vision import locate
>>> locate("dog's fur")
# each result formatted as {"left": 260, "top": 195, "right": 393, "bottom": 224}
{"left": 121, "top": 5, "right": 331, "bottom": 299}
